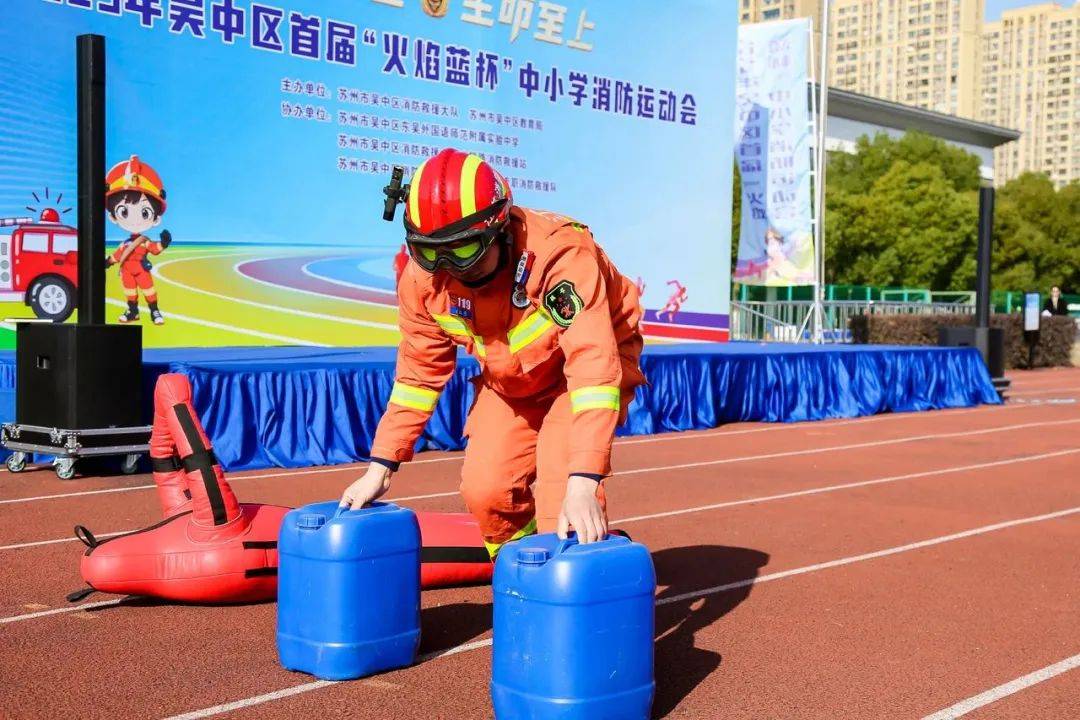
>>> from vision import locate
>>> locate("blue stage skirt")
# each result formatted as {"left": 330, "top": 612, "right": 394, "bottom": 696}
{"left": 0, "top": 343, "right": 999, "bottom": 472}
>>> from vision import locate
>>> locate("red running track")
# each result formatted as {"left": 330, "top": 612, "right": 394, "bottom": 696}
{"left": 1, "top": 368, "right": 1078, "bottom": 719}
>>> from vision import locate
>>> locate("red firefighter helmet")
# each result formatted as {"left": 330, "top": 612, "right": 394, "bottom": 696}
{"left": 402, "top": 149, "right": 512, "bottom": 272}
{"left": 105, "top": 155, "right": 167, "bottom": 215}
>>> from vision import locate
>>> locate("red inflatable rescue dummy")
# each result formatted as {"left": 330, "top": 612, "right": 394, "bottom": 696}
{"left": 70, "top": 375, "right": 492, "bottom": 604}
{"left": 71, "top": 374, "right": 289, "bottom": 604}
{"left": 416, "top": 510, "right": 493, "bottom": 587}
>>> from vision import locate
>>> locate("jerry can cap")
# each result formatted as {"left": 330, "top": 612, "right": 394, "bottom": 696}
{"left": 298, "top": 513, "right": 327, "bottom": 530}
{"left": 516, "top": 547, "right": 550, "bottom": 565}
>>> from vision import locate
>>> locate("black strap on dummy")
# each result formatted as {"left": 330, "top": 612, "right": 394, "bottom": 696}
{"left": 66, "top": 587, "right": 97, "bottom": 603}
{"left": 420, "top": 546, "right": 493, "bottom": 564}
{"left": 150, "top": 455, "right": 181, "bottom": 473}
{"left": 66, "top": 530, "right": 99, "bottom": 602}
{"left": 172, "top": 403, "right": 228, "bottom": 526}
{"left": 74, "top": 525, "right": 98, "bottom": 549}
{"left": 242, "top": 541, "right": 277, "bottom": 550}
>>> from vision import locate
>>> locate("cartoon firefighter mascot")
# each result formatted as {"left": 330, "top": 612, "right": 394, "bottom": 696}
{"left": 104, "top": 155, "right": 172, "bottom": 325}
{"left": 341, "top": 149, "right": 645, "bottom": 557}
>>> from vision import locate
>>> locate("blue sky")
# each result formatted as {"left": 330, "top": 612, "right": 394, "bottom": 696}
{"left": 985, "top": 0, "right": 1059, "bottom": 21}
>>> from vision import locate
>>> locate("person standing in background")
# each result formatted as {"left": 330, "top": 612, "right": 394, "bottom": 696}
{"left": 1043, "top": 286, "right": 1069, "bottom": 316}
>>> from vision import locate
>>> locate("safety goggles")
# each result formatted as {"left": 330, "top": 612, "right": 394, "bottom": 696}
{"left": 405, "top": 199, "right": 509, "bottom": 273}
{"left": 408, "top": 235, "right": 491, "bottom": 273}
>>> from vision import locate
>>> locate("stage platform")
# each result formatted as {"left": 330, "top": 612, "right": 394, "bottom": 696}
{"left": 0, "top": 343, "right": 999, "bottom": 472}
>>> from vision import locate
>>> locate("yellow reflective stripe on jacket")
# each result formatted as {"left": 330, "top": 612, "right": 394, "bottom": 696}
{"left": 483, "top": 517, "right": 538, "bottom": 559}
{"left": 507, "top": 307, "right": 556, "bottom": 354}
{"left": 431, "top": 313, "right": 487, "bottom": 358}
{"left": 389, "top": 382, "right": 440, "bottom": 413}
{"left": 570, "top": 385, "right": 620, "bottom": 413}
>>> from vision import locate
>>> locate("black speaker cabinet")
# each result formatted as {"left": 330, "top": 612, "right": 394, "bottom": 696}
{"left": 938, "top": 325, "right": 1005, "bottom": 379}
{"left": 16, "top": 323, "right": 142, "bottom": 428}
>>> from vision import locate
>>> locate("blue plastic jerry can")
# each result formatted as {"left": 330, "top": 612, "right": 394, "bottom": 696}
{"left": 491, "top": 532, "right": 656, "bottom": 720}
{"left": 276, "top": 500, "right": 421, "bottom": 681}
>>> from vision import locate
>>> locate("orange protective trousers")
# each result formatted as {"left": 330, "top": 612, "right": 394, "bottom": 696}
{"left": 460, "top": 382, "right": 635, "bottom": 550}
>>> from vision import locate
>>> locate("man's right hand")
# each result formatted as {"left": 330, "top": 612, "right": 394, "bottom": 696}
{"left": 339, "top": 463, "right": 393, "bottom": 510}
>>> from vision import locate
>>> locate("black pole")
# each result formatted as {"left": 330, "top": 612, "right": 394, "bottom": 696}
{"left": 77, "top": 34, "right": 106, "bottom": 325}
{"left": 975, "top": 184, "right": 994, "bottom": 329}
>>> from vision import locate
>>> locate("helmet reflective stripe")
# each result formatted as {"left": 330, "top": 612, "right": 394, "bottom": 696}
{"left": 408, "top": 160, "right": 428, "bottom": 228}
{"left": 403, "top": 148, "right": 511, "bottom": 238}
{"left": 459, "top": 154, "right": 482, "bottom": 219}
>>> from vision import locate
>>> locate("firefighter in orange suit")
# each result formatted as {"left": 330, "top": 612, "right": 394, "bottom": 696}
{"left": 340, "top": 149, "right": 644, "bottom": 555}
{"left": 104, "top": 155, "right": 172, "bottom": 325}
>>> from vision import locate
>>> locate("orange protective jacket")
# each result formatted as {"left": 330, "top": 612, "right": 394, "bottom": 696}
{"left": 371, "top": 207, "right": 645, "bottom": 475}
{"left": 110, "top": 234, "right": 165, "bottom": 274}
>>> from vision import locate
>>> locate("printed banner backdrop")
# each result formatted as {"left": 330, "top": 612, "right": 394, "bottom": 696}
{"left": 733, "top": 17, "right": 814, "bottom": 287}
{"left": 0, "top": 0, "right": 735, "bottom": 348}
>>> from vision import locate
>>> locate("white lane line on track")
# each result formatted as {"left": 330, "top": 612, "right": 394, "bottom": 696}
{"left": 921, "top": 652, "right": 1080, "bottom": 720}
{"left": 159, "top": 636, "right": 513, "bottom": 720}
{"left": 7, "top": 447, "right": 1077, "bottom": 554}
{"left": 157, "top": 506, "right": 1080, "bottom": 720}
{"left": 0, "top": 598, "right": 125, "bottom": 624}
{"left": 613, "top": 417, "right": 1080, "bottom": 477}
{"left": 0, "top": 459, "right": 450, "bottom": 506}
{"left": 1008, "top": 386, "right": 1080, "bottom": 396}
{"left": 614, "top": 448, "right": 1080, "bottom": 524}
{"left": 652, "top": 506, "right": 1080, "bottom": 605}
{"left": 5, "top": 447, "right": 1078, "bottom": 625}
{"left": 0, "top": 400, "right": 1034, "bottom": 507}
{"left": 0, "top": 401, "right": 1011, "bottom": 478}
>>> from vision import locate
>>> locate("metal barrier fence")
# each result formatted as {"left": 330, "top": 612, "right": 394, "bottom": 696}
{"left": 730, "top": 300, "right": 976, "bottom": 343}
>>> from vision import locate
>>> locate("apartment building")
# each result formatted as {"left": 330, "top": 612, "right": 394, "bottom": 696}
{"left": 738, "top": 1, "right": 983, "bottom": 118}
{"left": 740, "top": 1, "right": 1080, "bottom": 183}
{"left": 981, "top": 3, "right": 1079, "bottom": 185}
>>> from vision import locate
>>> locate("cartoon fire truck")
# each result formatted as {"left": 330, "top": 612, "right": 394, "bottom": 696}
{"left": 0, "top": 209, "right": 79, "bottom": 322}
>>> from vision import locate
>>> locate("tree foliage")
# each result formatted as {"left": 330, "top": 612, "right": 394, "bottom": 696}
{"left": 790, "top": 130, "right": 1080, "bottom": 293}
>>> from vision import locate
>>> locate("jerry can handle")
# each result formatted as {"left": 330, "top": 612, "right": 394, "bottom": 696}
{"left": 334, "top": 500, "right": 388, "bottom": 518}
{"left": 555, "top": 532, "right": 578, "bottom": 555}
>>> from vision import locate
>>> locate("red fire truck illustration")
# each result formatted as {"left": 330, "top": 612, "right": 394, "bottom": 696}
{"left": 0, "top": 209, "right": 79, "bottom": 322}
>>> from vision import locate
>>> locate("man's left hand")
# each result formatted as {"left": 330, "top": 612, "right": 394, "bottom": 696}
{"left": 557, "top": 475, "right": 607, "bottom": 544}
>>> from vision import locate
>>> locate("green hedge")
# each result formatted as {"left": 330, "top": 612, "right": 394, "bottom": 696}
{"left": 849, "top": 314, "right": 1077, "bottom": 369}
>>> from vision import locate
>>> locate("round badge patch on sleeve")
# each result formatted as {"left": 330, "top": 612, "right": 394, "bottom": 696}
{"left": 544, "top": 280, "right": 584, "bottom": 328}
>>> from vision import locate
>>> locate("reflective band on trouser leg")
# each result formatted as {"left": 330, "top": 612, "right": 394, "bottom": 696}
{"left": 483, "top": 517, "right": 538, "bottom": 559}
{"left": 569, "top": 386, "right": 621, "bottom": 414}
{"left": 389, "top": 382, "right": 440, "bottom": 412}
